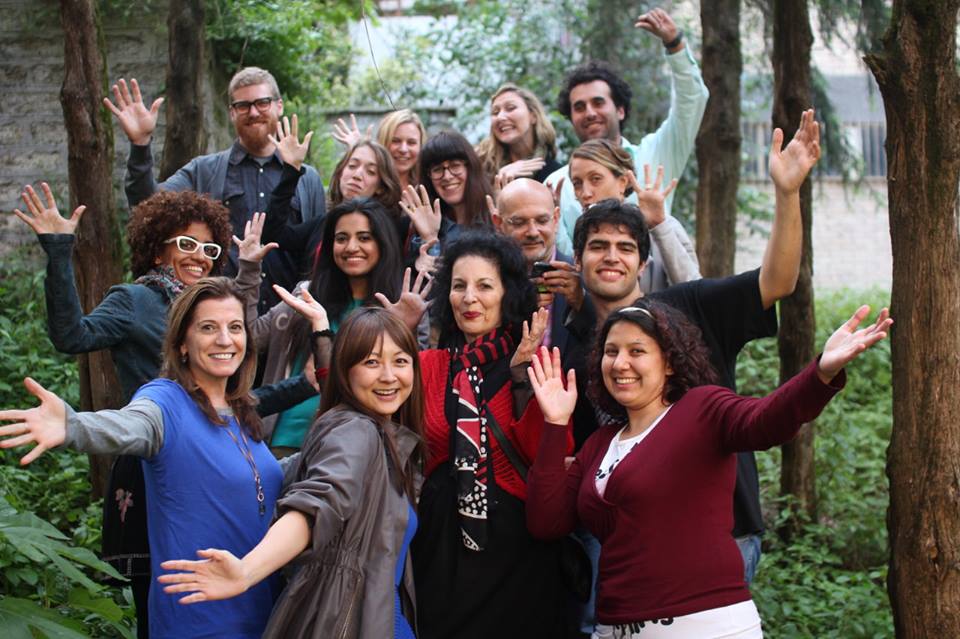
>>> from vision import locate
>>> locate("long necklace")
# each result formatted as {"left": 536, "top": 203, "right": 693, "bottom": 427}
{"left": 225, "top": 424, "right": 266, "bottom": 517}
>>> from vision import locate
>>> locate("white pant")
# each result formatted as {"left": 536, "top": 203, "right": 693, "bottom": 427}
{"left": 592, "top": 600, "right": 763, "bottom": 639}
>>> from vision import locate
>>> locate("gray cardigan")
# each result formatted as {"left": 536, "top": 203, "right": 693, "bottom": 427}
{"left": 263, "top": 406, "right": 419, "bottom": 639}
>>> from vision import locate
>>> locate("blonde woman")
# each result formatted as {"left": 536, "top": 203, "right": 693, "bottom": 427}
{"left": 332, "top": 109, "right": 428, "bottom": 191}
{"left": 476, "top": 83, "right": 560, "bottom": 186}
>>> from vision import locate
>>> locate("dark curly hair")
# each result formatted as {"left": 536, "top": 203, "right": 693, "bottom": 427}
{"left": 420, "top": 131, "right": 493, "bottom": 228}
{"left": 572, "top": 198, "right": 650, "bottom": 262}
{"left": 589, "top": 300, "right": 719, "bottom": 422}
{"left": 127, "top": 191, "right": 232, "bottom": 278}
{"left": 431, "top": 231, "right": 537, "bottom": 347}
{"left": 558, "top": 60, "right": 633, "bottom": 124}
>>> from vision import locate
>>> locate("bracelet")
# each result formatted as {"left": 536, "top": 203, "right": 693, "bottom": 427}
{"left": 311, "top": 329, "right": 334, "bottom": 341}
{"left": 664, "top": 30, "right": 683, "bottom": 50}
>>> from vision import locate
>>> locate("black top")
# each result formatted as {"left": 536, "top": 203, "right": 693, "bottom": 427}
{"left": 533, "top": 156, "right": 563, "bottom": 184}
{"left": 564, "top": 268, "right": 777, "bottom": 536}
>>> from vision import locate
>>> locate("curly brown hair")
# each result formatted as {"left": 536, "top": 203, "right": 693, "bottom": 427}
{"left": 589, "top": 299, "right": 719, "bottom": 421}
{"left": 127, "top": 191, "right": 232, "bottom": 278}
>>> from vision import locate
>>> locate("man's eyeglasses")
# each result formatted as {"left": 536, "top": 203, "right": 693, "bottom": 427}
{"left": 429, "top": 160, "right": 467, "bottom": 180}
{"left": 164, "top": 236, "right": 222, "bottom": 260}
{"left": 229, "top": 97, "right": 276, "bottom": 114}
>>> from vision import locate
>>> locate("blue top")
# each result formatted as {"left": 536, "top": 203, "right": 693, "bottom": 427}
{"left": 135, "top": 379, "right": 283, "bottom": 639}
{"left": 394, "top": 503, "right": 418, "bottom": 639}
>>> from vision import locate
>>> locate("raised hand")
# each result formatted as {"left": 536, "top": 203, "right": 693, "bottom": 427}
{"left": 817, "top": 305, "right": 892, "bottom": 382}
{"left": 273, "top": 284, "right": 329, "bottom": 332}
{"left": 769, "top": 108, "right": 821, "bottom": 195}
{"left": 233, "top": 212, "right": 278, "bottom": 263}
{"left": 158, "top": 548, "right": 247, "bottom": 604}
{"left": 635, "top": 8, "right": 681, "bottom": 47}
{"left": 496, "top": 158, "right": 546, "bottom": 186}
{"left": 330, "top": 114, "right": 370, "bottom": 147}
{"left": 267, "top": 114, "right": 313, "bottom": 170}
{"left": 13, "top": 183, "right": 86, "bottom": 236}
{"left": 628, "top": 165, "right": 677, "bottom": 229}
{"left": 102, "top": 78, "right": 163, "bottom": 145}
{"left": 546, "top": 176, "right": 565, "bottom": 208}
{"left": 0, "top": 378, "right": 67, "bottom": 465}
{"left": 375, "top": 267, "right": 432, "bottom": 333}
{"left": 400, "top": 185, "right": 442, "bottom": 243}
{"left": 527, "top": 346, "right": 577, "bottom": 425}
{"left": 510, "top": 308, "right": 549, "bottom": 368}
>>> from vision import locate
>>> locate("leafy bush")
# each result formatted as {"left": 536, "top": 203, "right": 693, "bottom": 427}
{"left": 739, "top": 290, "right": 894, "bottom": 637}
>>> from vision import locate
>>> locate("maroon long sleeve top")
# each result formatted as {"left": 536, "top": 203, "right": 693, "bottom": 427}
{"left": 526, "top": 360, "right": 845, "bottom": 624}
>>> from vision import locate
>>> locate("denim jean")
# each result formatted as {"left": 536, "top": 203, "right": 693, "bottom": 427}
{"left": 735, "top": 533, "right": 763, "bottom": 584}
{"left": 575, "top": 526, "right": 603, "bottom": 634}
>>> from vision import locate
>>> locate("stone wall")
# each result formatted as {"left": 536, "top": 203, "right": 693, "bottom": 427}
{"left": 0, "top": 0, "right": 227, "bottom": 256}
{"left": 733, "top": 178, "right": 891, "bottom": 291}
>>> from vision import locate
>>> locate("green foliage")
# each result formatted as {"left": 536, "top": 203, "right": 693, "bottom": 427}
{"left": 738, "top": 290, "right": 893, "bottom": 637}
{"left": 0, "top": 503, "right": 134, "bottom": 638}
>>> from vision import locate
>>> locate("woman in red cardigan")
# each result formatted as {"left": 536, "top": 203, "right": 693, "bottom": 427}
{"left": 525, "top": 300, "right": 891, "bottom": 639}
{"left": 410, "top": 231, "right": 572, "bottom": 639}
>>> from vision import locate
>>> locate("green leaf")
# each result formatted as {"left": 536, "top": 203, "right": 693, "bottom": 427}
{"left": 67, "top": 588, "right": 125, "bottom": 624}
{"left": 0, "top": 597, "right": 88, "bottom": 639}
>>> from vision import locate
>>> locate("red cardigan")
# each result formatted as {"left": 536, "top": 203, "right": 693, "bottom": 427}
{"left": 419, "top": 348, "right": 571, "bottom": 501}
{"left": 526, "top": 360, "right": 844, "bottom": 624}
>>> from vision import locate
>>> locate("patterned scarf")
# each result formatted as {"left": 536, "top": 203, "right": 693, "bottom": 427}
{"left": 446, "top": 328, "right": 515, "bottom": 551}
{"left": 134, "top": 265, "right": 186, "bottom": 303}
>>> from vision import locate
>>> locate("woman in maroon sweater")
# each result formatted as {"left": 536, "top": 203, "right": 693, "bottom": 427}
{"left": 525, "top": 301, "right": 891, "bottom": 638}
{"left": 409, "top": 232, "right": 572, "bottom": 639}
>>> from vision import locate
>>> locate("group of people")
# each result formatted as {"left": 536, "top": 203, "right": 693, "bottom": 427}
{"left": 1, "top": 8, "right": 893, "bottom": 639}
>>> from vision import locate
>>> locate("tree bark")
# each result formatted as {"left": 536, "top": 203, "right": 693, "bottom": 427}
{"left": 58, "top": 0, "right": 124, "bottom": 500}
{"left": 864, "top": 1, "right": 960, "bottom": 634}
{"left": 771, "top": 0, "right": 817, "bottom": 526}
{"left": 695, "top": 0, "right": 741, "bottom": 277}
{"left": 159, "top": 0, "right": 207, "bottom": 181}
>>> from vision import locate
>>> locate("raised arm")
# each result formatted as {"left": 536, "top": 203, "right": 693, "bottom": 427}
{"left": 14, "top": 183, "right": 136, "bottom": 353}
{"left": 525, "top": 347, "right": 581, "bottom": 539}
{"left": 263, "top": 115, "right": 314, "bottom": 246}
{"left": 759, "top": 108, "right": 821, "bottom": 309}
{"left": 629, "top": 165, "right": 701, "bottom": 286}
{"left": 0, "top": 378, "right": 163, "bottom": 464}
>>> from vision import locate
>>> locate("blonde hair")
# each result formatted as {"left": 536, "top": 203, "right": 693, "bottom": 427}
{"left": 377, "top": 109, "right": 428, "bottom": 186}
{"left": 476, "top": 84, "right": 557, "bottom": 181}
{"left": 570, "top": 139, "right": 636, "bottom": 197}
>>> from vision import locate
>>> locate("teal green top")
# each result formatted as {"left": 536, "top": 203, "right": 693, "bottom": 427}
{"left": 270, "top": 298, "right": 364, "bottom": 449}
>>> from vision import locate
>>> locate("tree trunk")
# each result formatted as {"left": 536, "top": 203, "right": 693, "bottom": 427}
{"left": 771, "top": 0, "right": 817, "bottom": 526}
{"left": 695, "top": 0, "right": 741, "bottom": 277}
{"left": 59, "top": 0, "right": 124, "bottom": 500}
{"left": 159, "top": 0, "right": 207, "bottom": 181}
{"left": 864, "top": 1, "right": 960, "bottom": 634}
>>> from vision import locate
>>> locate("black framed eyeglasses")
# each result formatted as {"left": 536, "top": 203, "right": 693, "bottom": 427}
{"left": 164, "top": 236, "right": 222, "bottom": 260}
{"left": 229, "top": 97, "right": 276, "bottom": 114}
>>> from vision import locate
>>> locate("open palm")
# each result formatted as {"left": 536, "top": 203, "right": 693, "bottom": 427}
{"left": 818, "top": 306, "right": 892, "bottom": 381}
{"left": 769, "top": 108, "right": 821, "bottom": 194}
{"left": 158, "top": 548, "right": 247, "bottom": 604}
{"left": 527, "top": 346, "right": 577, "bottom": 425}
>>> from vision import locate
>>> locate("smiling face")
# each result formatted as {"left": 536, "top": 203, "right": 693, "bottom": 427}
{"left": 339, "top": 145, "right": 382, "bottom": 200}
{"left": 577, "top": 223, "right": 644, "bottom": 304}
{"left": 429, "top": 159, "right": 468, "bottom": 207}
{"left": 570, "top": 157, "right": 628, "bottom": 210}
{"left": 569, "top": 80, "right": 624, "bottom": 143}
{"left": 601, "top": 320, "right": 671, "bottom": 419}
{"left": 155, "top": 221, "right": 217, "bottom": 286}
{"left": 229, "top": 83, "right": 283, "bottom": 154}
{"left": 348, "top": 332, "right": 415, "bottom": 418}
{"left": 332, "top": 212, "right": 380, "bottom": 286}
{"left": 449, "top": 255, "right": 505, "bottom": 342}
{"left": 388, "top": 122, "right": 422, "bottom": 176}
{"left": 491, "top": 90, "right": 535, "bottom": 149}
{"left": 180, "top": 296, "right": 246, "bottom": 400}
